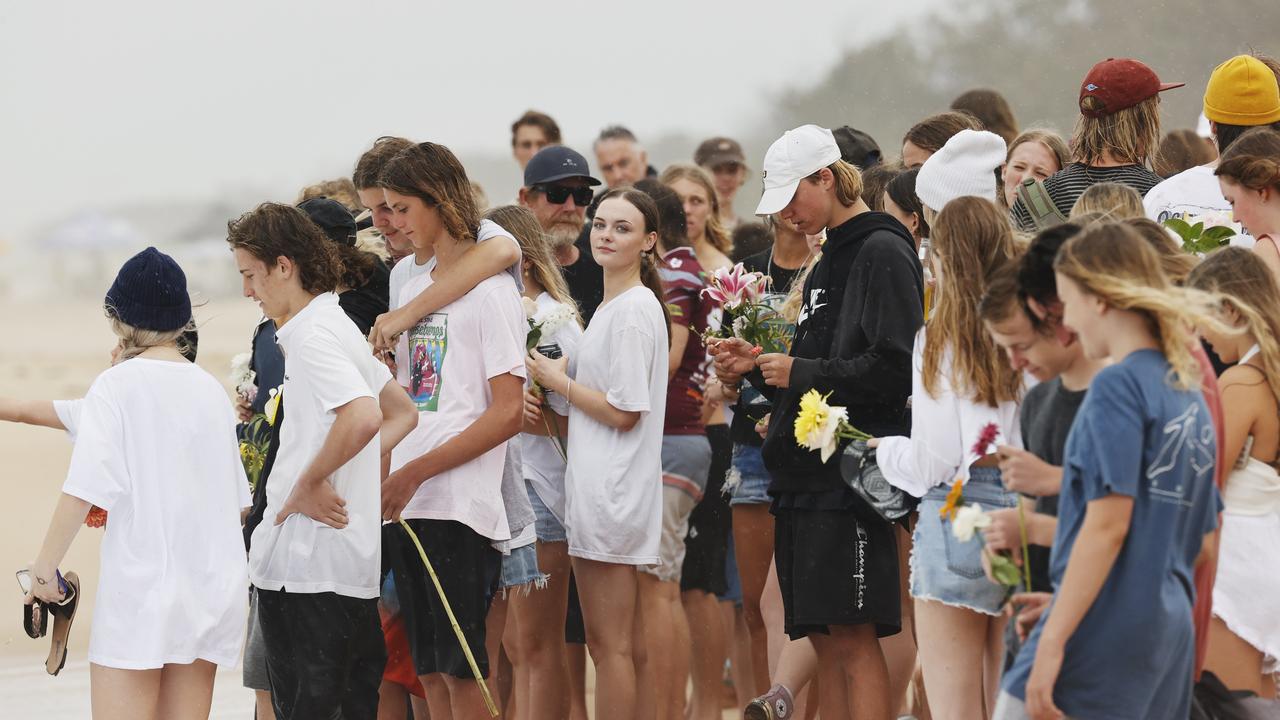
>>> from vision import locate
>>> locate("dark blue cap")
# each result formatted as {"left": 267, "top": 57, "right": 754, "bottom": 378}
{"left": 104, "top": 247, "right": 192, "bottom": 332}
{"left": 298, "top": 197, "right": 357, "bottom": 247}
{"left": 523, "top": 145, "right": 601, "bottom": 188}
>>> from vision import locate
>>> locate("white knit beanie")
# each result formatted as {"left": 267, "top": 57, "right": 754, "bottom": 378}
{"left": 915, "top": 129, "right": 1008, "bottom": 211}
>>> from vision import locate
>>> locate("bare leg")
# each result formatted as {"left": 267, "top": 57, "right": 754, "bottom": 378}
{"left": 484, "top": 594, "right": 509, "bottom": 714}
{"left": 90, "top": 664, "right": 161, "bottom": 720}
{"left": 684, "top": 589, "right": 727, "bottom": 720}
{"left": 1206, "top": 615, "right": 1269, "bottom": 697}
{"left": 511, "top": 541, "right": 572, "bottom": 719}
{"left": 421, "top": 674, "right": 454, "bottom": 720}
{"left": 732, "top": 504, "right": 775, "bottom": 696}
{"left": 668, "top": 585, "right": 692, "bottom": 718}
{"left": 503, "top": 609, "right": 525, "bottom": 720}
{"left": 566, "top": 643, "right": 589, "bottom": 720}
{"left": 811, "top": 626, "right": 891, "bottom": 720}
{"left": 635, "top": 571, "right": 674, "bottom": 720}
{"left": 982, "top": 611, "right": 1008, "bottom": 717}
{"left": 914, "top": 599, "right": 993, "bottom": 720}
{"left": 882, "top": 524, "right": 918, "bottom": 715}
{"left": 154, "top": 660, "right": 217, "bottom": 720}
{"left": 724, "top": 601, "right": 756, "bottom": 709}
{"left": 573, "top": 558, "right": 640, "bottom": 719}
{"left": 441, "top": 673, "right": 493, "bottom": 720}
{"left": 254, "top": 689, "right": 274, "bottom": 720}
{"left": 762, "top": 560, "right": 816, "bottom": 718}
{"left": 378, "top": 680, "right": 409, "bottom": 720}
{"left": 411, "top": 695, "right": 432, "bottom": 720}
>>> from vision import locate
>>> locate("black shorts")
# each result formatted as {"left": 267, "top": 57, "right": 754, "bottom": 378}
{"left": 384, "top": 520, "right": 502, "bottom": 679}
{"left": 256, "top": 588, "right": 385, "bottom": 720}
{"left": 773, "top": 504, "right": 901, "bottom": 640}
{"left": 680, "top": 424, "right": 733, "bottom": 595}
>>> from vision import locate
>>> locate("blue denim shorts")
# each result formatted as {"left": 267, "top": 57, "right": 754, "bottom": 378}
{"left": 501, "top": 543, "right": 546, "bottom": 593}
{"left": 910, "top": 467, "right": 1018, "bottom": 615}
{"left": 728, "top": 443, "right": 771, "bottom": 506}
{"left": 526, "top": 480, "right": 567, "bottom": 543}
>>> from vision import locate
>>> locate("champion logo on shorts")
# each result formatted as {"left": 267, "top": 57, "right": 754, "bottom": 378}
{"left": 853, "top": 524, "right": 868, "bottom": 610}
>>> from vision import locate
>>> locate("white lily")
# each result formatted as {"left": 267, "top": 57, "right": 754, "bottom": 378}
{"left": 951, "top": 503, "right": 992, "bottom": 543}
{"left": 816, "top": 405, "right": 850, "bottom": 462}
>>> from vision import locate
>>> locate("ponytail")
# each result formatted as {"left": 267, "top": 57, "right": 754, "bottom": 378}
{"left": 109, "top": 316, "right": 192, "bottom": 363}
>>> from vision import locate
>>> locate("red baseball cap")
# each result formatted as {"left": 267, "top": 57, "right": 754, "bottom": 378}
{"left": 1078, "top": 58, "right": 1184, "bottom": 118}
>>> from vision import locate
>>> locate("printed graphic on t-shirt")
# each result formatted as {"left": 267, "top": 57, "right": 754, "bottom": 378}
{"left": 408, "top": 313, "right": 447, "bottom": 412}
{"left": 1148, "top": 403, "right": 1215, "bottom": 506}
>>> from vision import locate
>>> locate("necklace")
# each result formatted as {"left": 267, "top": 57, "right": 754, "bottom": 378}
{"left": 767, "top": 246, "right": 814, "bottom": 292}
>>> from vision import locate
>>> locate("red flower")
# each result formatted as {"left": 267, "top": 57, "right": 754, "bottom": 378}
{"left": 85, "top": 506, "right": 108, "bottom": 529}
{"left": 971, "top": 422, "right": 1000, "bottom": 457}
{"left": 750, "top": 345, "right": 764, "bottom": 356}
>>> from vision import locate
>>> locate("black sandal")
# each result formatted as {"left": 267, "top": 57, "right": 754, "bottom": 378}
{"left": 45, "top": 572, "right": 79, "bottom": 676}
{"left": 23, "top": 599, "right": 49, "bottom": 639}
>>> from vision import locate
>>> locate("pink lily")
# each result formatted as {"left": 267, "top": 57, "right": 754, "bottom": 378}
{"left": 701, "top": 262, "right": 767, "bottom": 310}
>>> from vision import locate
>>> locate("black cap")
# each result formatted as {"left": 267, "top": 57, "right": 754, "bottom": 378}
{"left": 105, "top": 247, "right": 192, "bottom": 332}
{"left": 298, "top": 197, "right": 357, "bottom": 247}
{"left": 832, "top": 126, "right": 882, "bottom": 168}
{"left": 524, "top": 146, "right": 601, "bottom": 188}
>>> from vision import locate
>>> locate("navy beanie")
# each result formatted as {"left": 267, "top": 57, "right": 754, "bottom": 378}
{"left": 104, "top": 247, "right": 192, "bottom": 332}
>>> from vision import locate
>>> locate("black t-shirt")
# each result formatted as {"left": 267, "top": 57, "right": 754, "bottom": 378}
{"left": 563, "top": 234, "right": 604, "bottom": 324}
{"left": 729, "top": 248, "right": 806, "bottom": 446}
{"left": 338, "top": 258, "right": 391, "bottom": 337}
{"left": 1011, "top": 163, "right": 1162, "bottom": 232}
{"left": 1019, "top": 376, "right": 1087, "bottom": 591}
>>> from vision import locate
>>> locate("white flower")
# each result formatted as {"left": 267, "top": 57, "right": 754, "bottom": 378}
{"left": 951, "top": 503, "right": 992, "bottom": 543}
{"left": 521, "top": 296, "right": 539, "bottom": 319}
{"left": 817, "top": 405, "right": 849, "bottom": 462}
{"left": 538, "top": 303, "right": 577, "bottom": 336}
{"left": 732, "top": 314, "right": 750, "bottom": 339}
{"left": 229, "top": 352, "right": 255, "bottom": 397}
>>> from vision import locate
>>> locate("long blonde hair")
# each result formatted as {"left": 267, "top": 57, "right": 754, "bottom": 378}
{"left": 1070, "top": 182, "right": 1145, "bottom": 220}
{"left": 924, "top": 197, "right": 1022, "bottom": 405}
{"left": 109, "top": 316, "right": 191, "bottom": 362}
{"left": 1054, "top": 223, "right": 1232, "bottom": 390}
{"left": 1072, "top": 95, "right": 1162, "bottom": 166}
{"left": 660, "top": 164, "right": 732, "bottom": 255}
{"left": 483, "top": 205, "right": 581, "bottom": 324}
{"left": 1187, "top": 247, "right": 1280, "bottom": 402}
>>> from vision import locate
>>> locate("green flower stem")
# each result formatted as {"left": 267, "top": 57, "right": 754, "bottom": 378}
{"left": 1017, "top": 500, "right": 1032, "bottom": 590}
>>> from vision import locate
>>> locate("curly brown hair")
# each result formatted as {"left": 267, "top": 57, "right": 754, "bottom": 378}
{"left": 1216, "top": 127, "right": 1280, "bottom": 193}
{"left": 226, "top": 202, "right": 341, "bottom": 294}
{"left": 379, "top": 142, "right": 480, "bottom": 245}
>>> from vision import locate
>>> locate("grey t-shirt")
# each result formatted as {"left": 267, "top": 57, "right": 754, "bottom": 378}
{"left": 1019, "top": 377, "right": 1087, "bottom": 591}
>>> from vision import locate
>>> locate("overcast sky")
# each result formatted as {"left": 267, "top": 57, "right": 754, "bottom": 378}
{"left": 1, "top": 0, "right": 944, "bottom": 240}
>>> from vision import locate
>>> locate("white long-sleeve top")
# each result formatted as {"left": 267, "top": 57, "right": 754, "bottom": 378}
{"left": 877, "top": 330, "right": 1023, "bottom": 497}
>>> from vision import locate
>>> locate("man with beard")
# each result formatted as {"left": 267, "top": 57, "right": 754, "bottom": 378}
{"left": 519, "top": 145, "right": 605, "bottom": 321}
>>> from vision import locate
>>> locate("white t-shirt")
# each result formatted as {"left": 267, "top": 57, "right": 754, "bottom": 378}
{"left": 388, "top": 220, "right": 523, "bottom": 315}
{"left": 390, "top": 268, "right": 527, "bottom": 541}
{"left": 563, "top": 286, "right": 668, "bottom": 565}
{"left": 522, "top": 292, "right": 584, "bottom": 522}
{"left": 876, "top": 331, "right": 1023, "bottom": 497}
{"left": 249, "top": 292, "right": 393, "bottom": 599}
{"left": 61, "top": 359, "right": 250, "bottom": 669}
{"left": 1143, "top": 164, "right": 1255, "bottom": 248}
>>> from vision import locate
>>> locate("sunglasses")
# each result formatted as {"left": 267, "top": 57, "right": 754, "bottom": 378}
{"left": 534, "top": 184, "right": 594, "bottom": 207}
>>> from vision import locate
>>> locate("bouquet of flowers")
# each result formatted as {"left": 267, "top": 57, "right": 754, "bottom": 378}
{"left": 1163, "top": 211, "right": 1242, "bottom": 255}
{"left": 701, "top": 263, "right": 792, "bottom": 354}
{"left": 239, "top": 386, "right": 281, "bottom": 492}
{"left": 939, "top": 423, "right": 1030, "bottom": 592}
{"left": 230, "top": 352, "right": 257, "bottom": 405}
{"left": 792, "top": 389, "right": 871, "bottom": 462}
{"left": 524, "top": 298, "right": 575, "bottom": 461}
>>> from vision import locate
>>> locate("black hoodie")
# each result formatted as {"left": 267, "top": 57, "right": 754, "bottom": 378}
{"left": 753, "top": 211, "right": 923, "bottom": 496}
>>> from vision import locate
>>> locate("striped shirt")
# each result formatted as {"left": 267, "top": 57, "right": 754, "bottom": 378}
{"left": 1011, "top": 162, "right": 1163, "bottom": 231}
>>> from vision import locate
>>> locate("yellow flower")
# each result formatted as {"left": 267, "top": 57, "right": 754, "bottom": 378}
{"left": 264, "top": 386, "right": 283, "bottom": 426}
{"left": 939, "top": 478, "right": 965, "bottom": 521}
{"left": 794, "top": 389, "right": 831, "bottom": 448}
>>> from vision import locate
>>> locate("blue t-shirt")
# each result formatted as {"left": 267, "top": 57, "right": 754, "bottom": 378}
{"left": 1003, "top": 349, "right": 1220, "bottom": 720}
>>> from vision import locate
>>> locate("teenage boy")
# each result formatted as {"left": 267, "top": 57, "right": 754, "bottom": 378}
{"left": 1011, "top": 57, "right": 1184, "bottom": 231}
{"left": 354, "top": 136, "right": 417, "bottom": 264}
{"left": 511, "top": 109, "right": 562, "bottom": 170}
{"left": 1144, "top": 54, "right": 1280, "bottom": 242}
{"left": 978, "top": 224, "right": 1102, "bottom": 610}
{"left": 228, "top": 202, "right": 419, "bottom": 720}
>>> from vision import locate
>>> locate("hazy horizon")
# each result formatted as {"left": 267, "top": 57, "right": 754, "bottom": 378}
{"left": 2, "top": 0, "right": 948, "bottom": 242}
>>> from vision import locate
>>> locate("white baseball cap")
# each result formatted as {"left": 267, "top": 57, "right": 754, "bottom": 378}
{"left": 755, "top": 124, "right": 842, "bottom": 216}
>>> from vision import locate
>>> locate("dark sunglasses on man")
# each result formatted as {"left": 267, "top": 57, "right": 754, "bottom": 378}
{"left": 533, "top": 183, "right": 594, "bottom": 207}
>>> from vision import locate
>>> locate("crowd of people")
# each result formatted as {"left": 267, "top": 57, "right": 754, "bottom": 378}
{"left": 8, "top": 51, "right": 1280, "bottom": 720}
